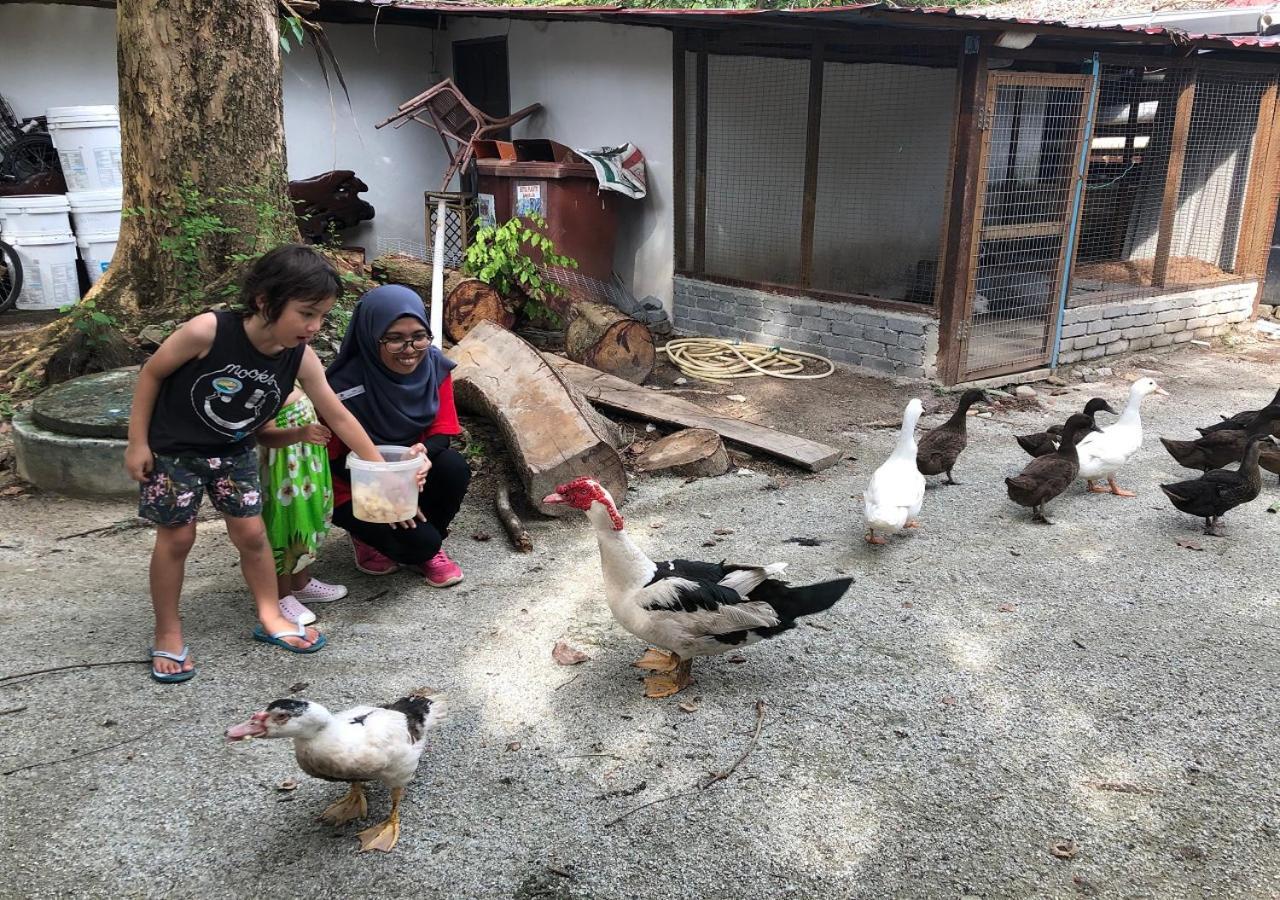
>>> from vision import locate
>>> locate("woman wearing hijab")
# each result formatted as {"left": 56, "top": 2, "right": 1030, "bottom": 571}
{"left": 325, "top": 285, "right": 471, "bottom": 586}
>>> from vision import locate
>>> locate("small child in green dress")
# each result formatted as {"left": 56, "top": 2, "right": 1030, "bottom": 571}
{"left": 257, "top": 386, "right": 347, "bottom": 626}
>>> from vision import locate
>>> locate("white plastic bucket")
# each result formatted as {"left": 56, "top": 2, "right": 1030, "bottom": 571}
{"left": 67, "top": 189, "right": 123, "bottom": 235}
{"left": 346, "top": 445, "right": 422, "bottom": 523}
{"left": 75, "top": 230, "right": 118, "bottom": 285}
{"left": 0, "top": 194, "right": 72, "bottom": 238}
{"left": 6, "top": 230, "right": 81, "bottom": 310}
{"left": 45, "top": 105, "right": 122, "bottom": 192}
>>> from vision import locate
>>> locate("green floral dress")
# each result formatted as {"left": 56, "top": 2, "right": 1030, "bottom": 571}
{"left": 260, "top": 395, "right": 334, "bottom": 577}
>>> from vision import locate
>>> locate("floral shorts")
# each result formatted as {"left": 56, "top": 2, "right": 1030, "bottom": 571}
{"left": 138, "top": 449, "right": 263, "bottom": 526}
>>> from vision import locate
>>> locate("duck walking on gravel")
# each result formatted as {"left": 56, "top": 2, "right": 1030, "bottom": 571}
{"left": 864, "top": 398, "right": 926, "bottom": 544}
{"left": 1075, "top": 377, "right": 1168, "bottom": 497}
{"left": 1015, "top": 397, "right": 1116, "bottom": 458}
{"left": 1161, "top": 434, "right": 1277, "bottom": 535}
{"left": 916, "top": 389, "right": 986, "bottom": 485}
{"left": 1005, "top": 413, "right": 1099, "bottom": 524}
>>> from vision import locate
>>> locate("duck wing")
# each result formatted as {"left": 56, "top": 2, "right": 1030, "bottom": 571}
{"left": 1006, "top": 454, "right": 1076, "bottom": 506}
{"left": 1015, "top": 431, "right": 1057, "bottom": 457}
{"left": 916, "top": 427, "right": 965, "bottom": 475}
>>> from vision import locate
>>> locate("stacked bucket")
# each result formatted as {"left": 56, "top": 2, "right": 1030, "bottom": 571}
{"left": 0, "top": 105, "right": 122, "bottom": 309}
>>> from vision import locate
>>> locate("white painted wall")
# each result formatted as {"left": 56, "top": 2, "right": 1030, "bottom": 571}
{"left": 445, "top": 18, "right": 675, "bottom": 307}
{"left": 0, "top": 4, "right": 451, "bottom": 258}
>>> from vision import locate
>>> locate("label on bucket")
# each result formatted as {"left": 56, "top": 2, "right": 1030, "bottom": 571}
{"left": 93, "top": 147, "right": 123, "bottom": 188}
{"left": 21, "top": 266, "right": 44, "bottom": 306}
{"left": 58, "top": 150, "right": 91, "bottom": 192}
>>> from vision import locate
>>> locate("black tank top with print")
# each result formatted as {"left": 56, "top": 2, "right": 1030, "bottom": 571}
{"left": 148, "top": 311, "right": 306, "bottom": 456}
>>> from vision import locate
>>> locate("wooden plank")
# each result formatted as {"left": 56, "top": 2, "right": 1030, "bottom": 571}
{"left": 693, "top": 48, "right": 709, "bottom": 273}
{"left": 799, "top": 39, "right": 825, "bottom": 288}
{"left": 1247, "top": 81, "right": 1280, "bottom": 313}
{"left": 1152, "top": 70, "right": 1197, "bottom": 288}
{"left": 673, "top": 31, "right": 687, "bottom": 273}
{"left": 978, "top": 220, "right": 1069, "bottom": 241}
{"left": 1236, "top": 80, "right": 1278, "bottom": 276}
{"left": 545, "top": 354, "right": 843, "bottom": 472}
{"left": 935, "top": 35, "right": 991, "bottom": 385}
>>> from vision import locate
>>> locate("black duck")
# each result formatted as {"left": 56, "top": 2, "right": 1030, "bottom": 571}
{"left": 916, "top": 389, "right": 987, "bottom": 484}
{"left": 1005, "top": 413, "right": 1098, "bottom": 524}
{"left": 1015, "top": 397, "right": 1116, "bottom": 458}
{"left": 1161, "top": 434, "right": 1276, "bottom": 536}
{"left": 1197, "top": 386, "right": 1280, "bottom": 436}
{"left": 1160, "top": 404, "right": 1280, "bottom": 473}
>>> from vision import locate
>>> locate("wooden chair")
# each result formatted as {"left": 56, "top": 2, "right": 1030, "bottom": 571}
{"left": 376, "top": 78, "right": 542, "bottom": 190}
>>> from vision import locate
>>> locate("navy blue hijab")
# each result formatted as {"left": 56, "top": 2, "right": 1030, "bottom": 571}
{"left": 326, "top": 285, "right": 455, "bottom": 446}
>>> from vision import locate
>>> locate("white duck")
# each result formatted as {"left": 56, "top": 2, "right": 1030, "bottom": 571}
{"left": 225, "top": 689, "right": 447, "bottom": 852}
{"left": 863, "top": 398, "right": 926, "bottom": 544}
{"left": 1075, "top": 376, "right": 1168, "bottom": 497}
{"left": 544, "top": 477, "right": 853, "bottom": 698}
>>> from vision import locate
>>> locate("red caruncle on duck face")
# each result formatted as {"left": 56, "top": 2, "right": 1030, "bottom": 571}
{"left": 542, "top": 476, "right": 623, "bottom": 529}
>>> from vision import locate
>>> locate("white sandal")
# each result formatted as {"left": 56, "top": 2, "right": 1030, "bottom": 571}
{"left": 292, "top": 578, "right": 348, "bottom": 603}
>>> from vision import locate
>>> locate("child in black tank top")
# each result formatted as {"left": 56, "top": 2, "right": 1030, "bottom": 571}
{"left": 125, "top": 245, "right": 395, "bottom": 682}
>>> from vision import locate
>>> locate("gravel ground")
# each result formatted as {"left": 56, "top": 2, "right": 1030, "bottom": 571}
{"left": 1, "top": 339, "right": 1278, "bottom": 899}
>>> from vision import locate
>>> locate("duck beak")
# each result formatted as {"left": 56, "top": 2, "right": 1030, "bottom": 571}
{"left": 225, "top": 712, "right": 269, "bottom": 742}
{"left": 1155, "top": 387, "right": 1170, "bottom": 396}
{"left": 542, "top": 492, "right": 566, "bottom": 505}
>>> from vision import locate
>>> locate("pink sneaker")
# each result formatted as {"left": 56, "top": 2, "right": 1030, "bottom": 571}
{"left": 293, "top": 578, "right": 348, "bottom": 603}
{"left": 278, "top": 594, "right": 316, "bottom": 626}
{"left": 353, "top": 538, "right": 399, "bottom": 576}
{"left": 421, "top": 549, "right": 463, "bottom": 588}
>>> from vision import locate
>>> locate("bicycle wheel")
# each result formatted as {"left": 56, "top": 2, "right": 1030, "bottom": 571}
{"left": 0, "top": 239, "right": 23, "bottom": 313}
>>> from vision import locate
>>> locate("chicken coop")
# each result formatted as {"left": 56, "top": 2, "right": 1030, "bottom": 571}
{"left": 664, "top": 8, "right": 1280, "bottom": 384}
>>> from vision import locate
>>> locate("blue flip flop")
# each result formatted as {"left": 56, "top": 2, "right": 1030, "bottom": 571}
{"left": 150, "top": 645, "right": 196, "bottom": 683}
{"left": 252, "top": 623, "right": 327, "bottom": 654}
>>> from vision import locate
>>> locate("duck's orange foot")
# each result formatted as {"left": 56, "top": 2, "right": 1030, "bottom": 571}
{"left": 904, "top": 519, "right": 922, "bottom": 529}
{"left": 643, "top": 659, "right": 693, "bottom": 699}
{"left": 1086, "top": 480, "right": 1111, "bottom": 494}
{"left": 865, "top": 530, "right": 888, "bottom": 545}
{"left": 633, "top": 647, "right": 681, "bottom": 672}
{"left": 1108, "top": 478, "right": 1136, "bottom": 498}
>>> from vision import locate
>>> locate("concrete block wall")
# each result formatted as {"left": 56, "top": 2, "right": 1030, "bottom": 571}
{"left": 672, "top": 275, "right": 937, "bottom": 378}
{"left": 1056, "top": 281, "right": 1257, "bottom": 365}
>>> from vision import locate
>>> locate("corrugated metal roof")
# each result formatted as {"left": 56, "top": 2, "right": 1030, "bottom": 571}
{"left": 349, "top": 1, "right": 1280, "bottom": 53}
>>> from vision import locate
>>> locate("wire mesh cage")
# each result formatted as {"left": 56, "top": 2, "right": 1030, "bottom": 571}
{"left": 961, "top": 74, "right": 1092, "bottom": 379}
{"left": 678, "top": 44, "right": 957, "bottom": 306}
{"left": 425, "top": 191, "right": 476, "bottom": 271}
{"left": 1072, "top": 66, "right": 1274, "bottom": 306}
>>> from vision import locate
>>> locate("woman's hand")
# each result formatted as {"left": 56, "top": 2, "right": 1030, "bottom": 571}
{"left": 389, "top": 508, "right": 427, "bottom": 530}
{"left": 408, "top": 442, "right": 432, "bottom": 489}
{"left": 300, "top": 422, "right": 332, "bottom": 446}
{"left": 124, "top": 442, "right": 154, "bottom": 482}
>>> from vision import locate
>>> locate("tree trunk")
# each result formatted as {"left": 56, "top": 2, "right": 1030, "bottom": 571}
{"left": 564, "top": 300, "right": 655, "bottom": 384}
{"left": 445, "top": 278, "right": 516, "bottom": 342}
{"left": 104, "top": 0, "right": 297, "bottom": 319}
{"left": 1, "top": 0, "right": 299, "bottom": 385}
{"left": 634, "top": 428, "right": 729, "bottom": 477}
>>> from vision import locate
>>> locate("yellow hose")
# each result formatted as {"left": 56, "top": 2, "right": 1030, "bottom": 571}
{"left": 659, "top": 337, "right": 835, "bottom": 382}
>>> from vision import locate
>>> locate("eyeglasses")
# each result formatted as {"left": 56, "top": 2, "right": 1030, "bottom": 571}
{"left": 379, "top": 333, "right": 431, "bottom": 353}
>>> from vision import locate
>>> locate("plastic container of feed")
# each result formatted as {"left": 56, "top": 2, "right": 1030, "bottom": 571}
{"left": 347, "top": 445, "right": 422, "bottom": 523}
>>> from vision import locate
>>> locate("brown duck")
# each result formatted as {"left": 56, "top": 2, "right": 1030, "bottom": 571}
{"left": 1005, "top": 413, "right": 1098, "bottom": 524}
{"left": 1015, "top": 397, "right": 1117, "bottom": 458}
{"left": 1160, "top": 404, "right": 1280, "bottom": 478}
{"left": 1161, "top": 434, "right": 1277, "bottom": 535}
{"left": 1197, "top": 386, "right": 1280, "bottom": 436}
{"left": 916, "top": 389, "right": 986, "bottom": 484}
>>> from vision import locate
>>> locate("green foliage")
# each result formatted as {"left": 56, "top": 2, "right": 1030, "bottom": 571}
{"left": 126, "top": 172, "right": 297, "bottom": 310}
{"left": 58, "top": 297, "right": 122, "bottom": 348}
{"left": 0, "top": 392, "right": 13, "bottom": 420}
{"left": 463, "top": 214, "right": 578, "bottom": 329}
{"left": 279, "top": 15, "right": 305, "bottom": 52}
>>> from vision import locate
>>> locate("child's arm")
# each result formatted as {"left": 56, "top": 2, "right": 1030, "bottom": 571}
{"left": 125, "top": 313, "right": 217, "bottom": 481}
{"left": 256, "top": 417, "right": 331, "bottom": 449}
{"left": 295, "top": 346, "right": 383, "bottom": 463}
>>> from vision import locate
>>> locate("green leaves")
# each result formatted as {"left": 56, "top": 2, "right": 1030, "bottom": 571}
{"left": 279, "top": 16, "right": 305, "bottom": 53}
{"left": 58, "top": 298, "right": 121, "bottom": 348}
{"left": 462, "top": 213, "right": 578, "bottom": 326}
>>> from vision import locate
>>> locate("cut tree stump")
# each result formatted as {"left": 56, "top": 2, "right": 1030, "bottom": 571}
{"left": 371, "top": 253, "right": 465, "bottom": 311}
{"left": 565, "top": 300, "right": 655, "bottom": 385}
{"left": 445, "top": 278, "right": 516, "bottom": 342}
{"left": 448, "top": 321, "right": 626, "bottom": 516}
{"left": 635, "top": 428, "right": 729, "bottom": 477}
{"left": 544, "top": 354, "right": 842, "bottom": 472}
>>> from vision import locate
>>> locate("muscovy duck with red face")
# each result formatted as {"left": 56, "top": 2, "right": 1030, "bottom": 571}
{"left": 225, "top": 688, "right": 447, "bottom": 852}
{"left": 544, "top": 476, "right": 853, "bottom": 698}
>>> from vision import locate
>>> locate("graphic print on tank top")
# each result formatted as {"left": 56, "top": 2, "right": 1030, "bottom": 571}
{"left": 190, "top": 363, "right": 283, "bottom": 441}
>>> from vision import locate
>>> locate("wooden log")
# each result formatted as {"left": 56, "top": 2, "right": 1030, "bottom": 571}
{"left": 445, "top": 277, "right": 516, "bottom": 342}
{"left": 448, "top": 322, "right": 627, "bottom": 517}
{"left": 494, "top": 482, "right": 533, "bottom": 552}
{"left": 564, "top": 300, "right": 655, "bottom": 385}
{"left": 635, "top": 428, "right": 729, "bottom": 477}
{"left": 545, "top": 354, "right": 842, "bottom": 472}
{"left": 370, "top": 253, "right": 465, "bottom": 312}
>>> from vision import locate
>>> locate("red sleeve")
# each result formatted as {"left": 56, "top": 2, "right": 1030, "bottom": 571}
{"left": 425, "top": 374, "right": 462, "bottom": 438}
{"left": 327, "top": 430, "right": 353, "bottom": 508}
